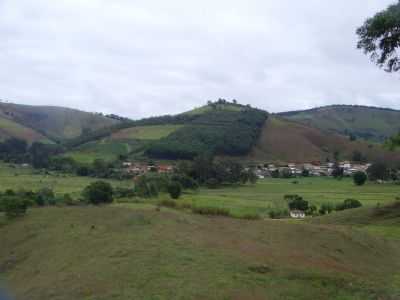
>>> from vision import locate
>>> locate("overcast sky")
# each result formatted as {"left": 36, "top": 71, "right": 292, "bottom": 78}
{"left": 1, "top": 0, "right": 399, "bottom": 119}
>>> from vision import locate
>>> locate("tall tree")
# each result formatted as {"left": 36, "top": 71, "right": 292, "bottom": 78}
{"left": 357, "top": 1, "right": 400, "bottom": 72}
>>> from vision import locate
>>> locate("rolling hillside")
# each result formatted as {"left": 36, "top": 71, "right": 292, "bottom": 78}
{"left": 0, "top": 115, "right": 49, "bottom": 144}
{"left": 0, "top": 102, "right": 121, "bottom": 142}
{"left": 279, "top": 105, "right": 400, "bottom": 142}
{"left": 247, "top": 116, "right": 400, "bottom": 163}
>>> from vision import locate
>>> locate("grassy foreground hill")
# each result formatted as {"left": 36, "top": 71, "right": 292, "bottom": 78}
{"left": 279, "top": 105, "right": 400, "bottom": 142}
{"left": 1, "top": 204, "right": 400, "bottom": 300}
{"left": 0, "top": 102, "right": 120, "bottom": 142}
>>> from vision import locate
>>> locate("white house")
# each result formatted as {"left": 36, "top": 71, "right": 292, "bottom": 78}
{"left": 290, "top": 210, "right": 306, "bottom": 219}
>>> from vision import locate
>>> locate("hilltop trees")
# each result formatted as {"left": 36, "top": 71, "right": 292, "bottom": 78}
{"left": 357, "top": 1, "right": 400, "bottom": 72}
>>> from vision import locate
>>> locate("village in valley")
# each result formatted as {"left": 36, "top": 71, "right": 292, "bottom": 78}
{"left": 121, "top": 160, "right": 371, "bottom": 179}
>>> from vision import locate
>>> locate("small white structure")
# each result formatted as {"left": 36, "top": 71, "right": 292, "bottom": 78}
{"left": 290, "top": 210, "right": 306, "bottom": 219}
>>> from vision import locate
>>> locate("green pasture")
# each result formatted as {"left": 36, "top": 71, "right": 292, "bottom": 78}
{"left": 174, "top": 177, "right": 400, "bottom": 218}
{"left": 64, "top": 141, "right": 132, "bottom": 163}
{"left": 0, "top": 163, "right": 132, "bottom": 197}
{"left": 112, "top": 125, "right": 183, "bottom": 140}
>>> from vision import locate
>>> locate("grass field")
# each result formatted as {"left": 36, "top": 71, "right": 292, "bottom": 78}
{"left": 111, "top": 125, "right": 183, "bottom": 140}
{"left": 173, "top": 177, "right": 400, "bottom": 218}
{"left": 1, "top": 205, "right": 399, "bottom": 300}
{"left": 64, "top": 141, "right": 133, "bottom": 163}
{"left": 1, "top": 163, "right": 400, "bottom": 299}
{"left": 0, "top": 163, "right": 132, "bottom": 198}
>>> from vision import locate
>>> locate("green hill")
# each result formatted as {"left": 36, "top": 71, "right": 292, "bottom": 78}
{"left": 247, "top": 116, "right": 400, "bottom": 163}
{"left": 279, "top": 105, "right": 400, "bottom": 142}
{"left": 0, "top": 102, "right": 121, "bottom": 142}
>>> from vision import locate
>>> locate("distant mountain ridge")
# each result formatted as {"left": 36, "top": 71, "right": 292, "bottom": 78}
{"left": 278, "top": 104, "right": 400, "bottom": 142}
{"left": 0, "top": 102, "right": 121, "bottom": 143}
{"left": 1, "top": 101, "right": 399, "bottom": 163}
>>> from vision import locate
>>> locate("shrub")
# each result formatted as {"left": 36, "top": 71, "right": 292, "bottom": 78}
{"left": 167, "top": 181, "right": 182, "bottom": 199}
{"left": 3, "top": 196, "right": 28, "bottom": 218}
{"left": 35, "top": 187, "right": 55, "bottom": 206}
{"left": 353, "top": 171, "right": 367, "bottom": 186}
{"left": 191, "top": 206, "right": 230, "bottom": 217}
{"left": 336, "top": 199, "right": 362, "bottom": 211}
{"left": 170, "top": 174, "right": 198, "bottom": 190}
{"left": 82, "top": 181, "right": 114, "bottom": 205}
{"left": 135, "top": 175, "right": 159, "bottom": 198}
{"left": 319, "top": 203, "right": 334, "bottom": 215}
{"left": 286, "top": 195, "right": 309, "bottom": 211}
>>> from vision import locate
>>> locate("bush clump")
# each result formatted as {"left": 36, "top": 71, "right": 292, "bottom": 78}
{"left": 167, "top": 181, "right": 182, "bottom": 199}
{"left": 3, "top": 196, "right": 28, "bottom": 218}
{"left": 336, "top": 198, "right": 362, "bottom": 211}
{"left": 82, "top": 181, "right": 114, "bottom": 205}
{"left": 353, "top": 171, "right": 367, "bottom": 186}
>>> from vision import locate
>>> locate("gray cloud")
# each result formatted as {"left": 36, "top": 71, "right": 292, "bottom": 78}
{"left": 0, "top": 0, "right": 399, "bottom": 119}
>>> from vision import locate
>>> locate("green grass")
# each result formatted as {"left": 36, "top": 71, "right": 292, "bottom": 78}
{"left": 0, "top": 163, "right": 132, "bottom": 198}
{"left": 111, "top": 125, "right": 183, "bottom": 140}
{"left": 1, "top": 205, "right": 399, "bottom": 300}
{"left": 64, "top": 141, "right": 132, "bottom": 163}
{"left": 172, "top": 177, "right": 399, "bottom": 218}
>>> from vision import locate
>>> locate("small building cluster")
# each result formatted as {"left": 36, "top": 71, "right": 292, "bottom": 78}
{"left": 253, "top": 161, "right": 370, "bottom": 178}
{"left": 122, "top": 162, "right": 174, "bottom": 176}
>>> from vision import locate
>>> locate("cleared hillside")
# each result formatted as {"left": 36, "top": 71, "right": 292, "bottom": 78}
{"left": 0, "top": 102, "right": 120, "bottom": 141}
{"left": 279, "top": 105, "right": 400, "bottom": 142}
{"left": 0, "top": 116, "right": 49, "bottom": 143}
{"left": 1, "top": 205, "right": 400, "bottom": 300}
{"left": 247, "top": 117, "right": 400, "bottom": 163}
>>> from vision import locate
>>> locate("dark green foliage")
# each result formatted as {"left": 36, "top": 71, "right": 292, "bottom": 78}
{"left": 306, "top": 204, "right": 318, "bottom": 216}
{"left": 336, "top": 199, "right": 363, "bottom": 211}
{"left": 357, "top": 2, "right": 400, "bottom": 72}
{"left": 167, "top": 181, "right": 182, "bottom": 199}
{"left": 367, "top": 162, "right": 389, "bottom": 181}
{"left": 35, "top": 188, "right": 55, "bottom": 206}
{"left": 134, "top": 175, "right": 159, "bottom": 198}
{"left": 287, "top": 195, "right": 309, "bottom": 211}
{"left": 146, "top": 108, "right": 268, "bottom": 159}
{"left": 170, "top": 174, "right": 198, "bottom": 190}
{"left": 302, "top": 169, "right": 310, "bottom": 177}
{"left": 3, "top": 196, "right": 28, "bottom": 218}
{"left": 191, "top": 206, "right": 230, "bottom": 217}
{"left": 271, "top": 169, "right": 280, "bottom": 178}
{"left": 319, "top": 203, "right": 334, "bottom": 215}
{"left": 82, "top": 181, "right": 114, "bottom": 205}
{"left": 353, "top": 171, "right": 367, "bottom": 186}
{"left": 76, "top": 165, "right": 90, "bottom": 176}
{"left": 29, "top": 142, "right": 63, "bottom": 169}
